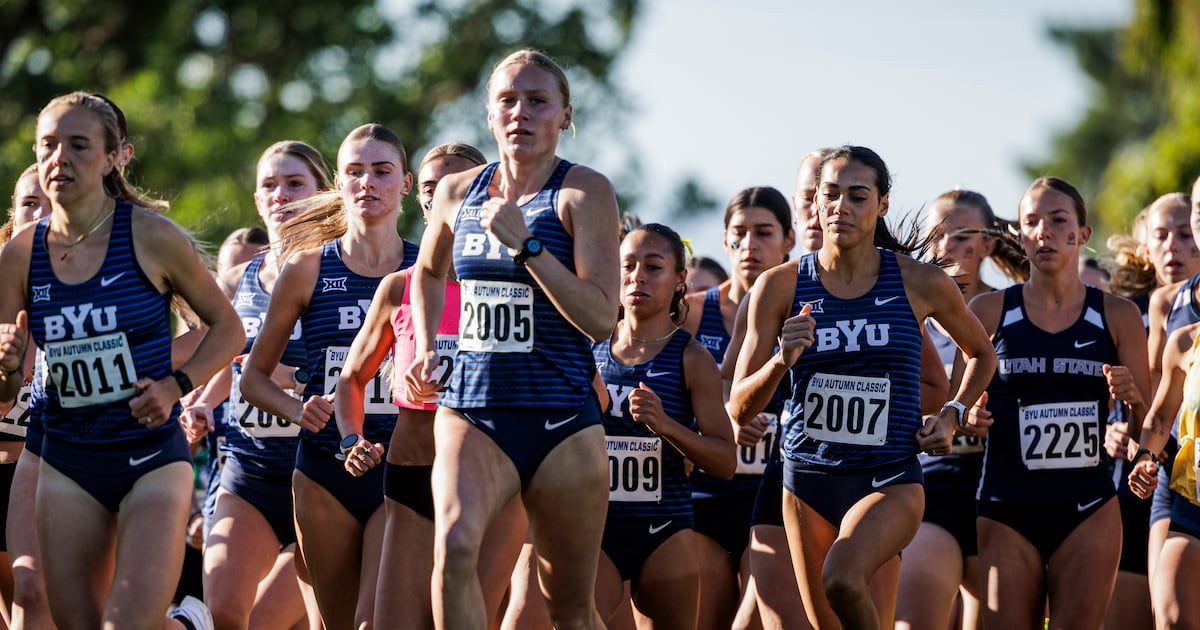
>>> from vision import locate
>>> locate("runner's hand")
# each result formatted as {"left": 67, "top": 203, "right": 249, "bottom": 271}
{"left": 735, "top": 413, "right": 771, "bottom": 447}
{"left": 296, "top": 393, "right": 334, "bottom": 433}
{"left": 343, "top": 439, "right": 384, "bottom": 477}
{"left": 779, "top": 304, "right": 814, "bottom": 367}
{"left": 1105, "top": 421, "right": 1136, "bottom": 461}
{"left": 130, "top": 377, "right": 183, "bottom": 429}
{"left": 959, "top": 391, "right": 992, "bottom": 439}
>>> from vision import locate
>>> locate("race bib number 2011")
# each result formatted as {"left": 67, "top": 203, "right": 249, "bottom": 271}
{"left": 44, "top": 332, "right": 138, "bottom": 408}
{"left": 803, "top": 372, "right": 890, "bottom": 446}
{"left": 459, "top": 280, "right": 533, "bottom": 353}
{"left": 736, "top": 413, "right": 777, "bottom": 475}
{"left": 324, "top": 347, "right": 394, "bottom": 415}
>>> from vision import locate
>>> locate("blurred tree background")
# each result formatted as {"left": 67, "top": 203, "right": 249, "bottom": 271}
{"left": 0, "top": 0, "right": 641, "bottom": 246}
{"left": 1028, "top": 0, "right": 1200, "bottom": 236}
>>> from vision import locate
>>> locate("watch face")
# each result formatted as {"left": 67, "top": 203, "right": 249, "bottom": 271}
{"left": 339, "top": 434, "right": 360, "bottom": 451}
{"left": 528, "top": 239, "right": 543, "bottom": 255}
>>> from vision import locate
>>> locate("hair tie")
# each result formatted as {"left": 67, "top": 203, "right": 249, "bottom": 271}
{"left": 680, "top": 237, "right": 695, "bottom": 259}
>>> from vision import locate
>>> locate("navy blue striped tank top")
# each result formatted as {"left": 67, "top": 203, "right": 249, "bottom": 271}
{"left": 595, "top": 329, "right": 695, "bottom": 520}
{"left": 1168, "top": 274, "right": 1200, "bottom": 335}
{"left": 979, "top": 285, "right": 1117, "bottom": 503}
{"left": 299, "top": 239, "right": 418, "bottom": 454}
{"left": 782, "top": 249, "right": 924, "bottom": 471}
{"left": 225, "top": 255, "right": 308, "bottom": 476}
{"left": 26, "top": 202, "right": 176, "bottom": 444}
{"left": 696, "top": 287, "right": 731, "bottom": 365}
{"left": 442, "top": 160, "right": 592, "bottom": 409}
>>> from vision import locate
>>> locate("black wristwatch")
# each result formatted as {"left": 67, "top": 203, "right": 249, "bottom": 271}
{"left": 337, "top": 433, "right": 362, "bottom": 461}
{"left": 513, "top": 237, "right": 544, "bottom": 265}
{"left": 1132, "top": 447, "right": 1158, "bottom": 465}
{"left": 171, "top": 370, "right": 194, "bottom": 396}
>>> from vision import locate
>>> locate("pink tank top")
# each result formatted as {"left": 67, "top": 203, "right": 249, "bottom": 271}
{"left": 393, "top": 271, "right": 460, "bottom": 411}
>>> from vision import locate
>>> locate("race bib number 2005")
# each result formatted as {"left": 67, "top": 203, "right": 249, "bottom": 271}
{"left": 459, "top": 280, "right": 533, "bottom": 353}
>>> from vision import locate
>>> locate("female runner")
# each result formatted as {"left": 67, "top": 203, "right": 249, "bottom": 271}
{"left": 895, "top": 189, "right": 1026, "bottom": 630}
{"left": 1102, "top": 192, "right": 1198, "bottom": 629}
{"left": 730, "top": 145, "right": 995, "bottom": 629}
{"left": 197, "top": 140, "right": 332, "bottom": 629}
{"left": 593, "top": 222, "right": 735, "bottom": 628}
{"left": 679, "top": 186, "right": 794, "bottom": 630}
{"left": 969, "top": 177, "right": 1149, "bottom": 629}
{"left": 240, "top": 124, "right": 418, "bottom": 628}
{"left": 407, "top": 49, "right": 620, "bottom": 630}
{"left": 0, "top": 92, "right": 243, "bottom": 628}
{"left": 335, "top": 141, "right": 528, "bottom": 628}
{"left": 1129, "top": 317, "right": 1200, "bottom": 628}
{"left": 0, "top": 165, "right": 49, "bottom": 627}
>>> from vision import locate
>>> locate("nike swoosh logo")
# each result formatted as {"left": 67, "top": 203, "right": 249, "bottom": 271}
{"left": 100, "top": 272, "right": 125, "bottom": 287}
{"left": 1077, "top": 497, "right": 1105, "bottom": 512}
{"left": 544, "top": 412, "right": 581, "bottom": 431}
{"left": 874, "top": 296, "right": 900, "bottom": 306}
{"left": 525, "top": 207, "right": 547, "bottom": 217}
{"left": 871, "top": 471, "right": 905, "bottom": 488}
{"left": 648, "top": 520, "right": 672, "bottom": 535}
{"left": 128, "top": 450, "right": 162, "bottom": 467}
{"left": 1074, "top": 340, "right": 1095, "bottom": 349}
{"left": 645, "top": 370, "right": 671, "bottom": 378}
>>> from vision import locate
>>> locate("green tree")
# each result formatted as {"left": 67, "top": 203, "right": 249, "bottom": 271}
{"left": 1027, "top": 0, "right": 1200, "bottom": 234}
{"left": 0, "top": 0, "right": 641, "bottom": 245}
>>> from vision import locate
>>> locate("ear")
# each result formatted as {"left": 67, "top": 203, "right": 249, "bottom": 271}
{"left": 879, "top": 194, "right": 890, "bottom": 217}
{"left": 401, "top": 170, "right": 414, "bottom": 196}
{"left": 981, "top": 233, "right": 997, "bottom": 258}
{"left": 783, "top": 226, "right": 797, "bottom": 254}
{"left": 1080, "top": 225, "right": 1092, "bottom": 245}
{"left": 561, "top": 104, "right": 573, "bottom": 131}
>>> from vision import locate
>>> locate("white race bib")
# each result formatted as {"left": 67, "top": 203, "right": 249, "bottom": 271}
{"left": 736, "top": 413, "right": 777, "bottom": 475}
{"left": 0, "top": 386, "right": 31, "bottom": 437}
{"left": 1018, "top": 401, "right": 1100, "bottom": 470}
{"left": 430, "top": 334, "right": 458, "bottom": 389}
{"left": 230, "top": 367, "right": 300, "bottom": 438}
{"left": 459, "top": 280, "right": 534, "bottom": 353}
{"left": 950, "top": 433, "right": 984, "bottom": 455}
{"left": 43, "top": 332, "right": 138, "bottom": 408}
{"left": 606, "top": 436, "right": 662, "bottom": 502}
{"left": 324, "top": 346, "right": 394, "bottom": 415}
{"left": 803, "top": 373, "right": 890, "bottom": 446}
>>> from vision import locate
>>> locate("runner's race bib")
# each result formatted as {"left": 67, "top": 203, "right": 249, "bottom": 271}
{"left": 231, "top": 365, "right": 300, "bottom": 438}
{"left": 459, "top": 280, "right": 533, "bottom": 353}
{"left": 44, "top": 332, "right": 138, "bottom": 408}
{"left": 0, "top": 386, "right": 31, "bottom": 437}
{"left": 803, "top": 373, "right": 890, "bottom": 446}
{"left": 736, "top": 413, "right": 777, "bottom": 475}
{"left": 1018, "top": 401, "right": 1100, "bottom": 470}
{"left": 430, "top": 334, "right": 458, "bottom": 389}
{"left": 606, "top": 435, "right": 662, "bottom": 502}
{"left": 324, "top": 346, "right": 394, "bottom": 414}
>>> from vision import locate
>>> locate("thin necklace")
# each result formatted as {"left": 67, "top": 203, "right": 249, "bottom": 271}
{"left": 625, "top": 321, "right": 678, "bottom": 344}
{"left": 56, "top": 204, "right": 115, "bottom": 261}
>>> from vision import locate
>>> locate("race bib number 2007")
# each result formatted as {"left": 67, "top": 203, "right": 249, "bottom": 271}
{"left": 803, "top": 372, "right": 890, "bottom": 446}
{"left": 459, "top": 280, "right": 533, "bottom": 353}
{"left": 44, "top": 332, "right": 138, "bottom": 408}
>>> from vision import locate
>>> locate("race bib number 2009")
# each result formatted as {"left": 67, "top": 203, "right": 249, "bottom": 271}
{"left": 459, "top": 280, "right": 533, "bottom": 353}
{"left": 803, "top": 372, "right": 890, "bottom": 446}
{"left": 44, "top": 332, "right": 138, "bottom": 408}
{"left": 606, "top": 436, "right": 662, "bottom": 502}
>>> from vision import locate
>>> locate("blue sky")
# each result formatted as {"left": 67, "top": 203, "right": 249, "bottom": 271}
{"left": 609, "top": 1, "right": 1131, "bottom": 261}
